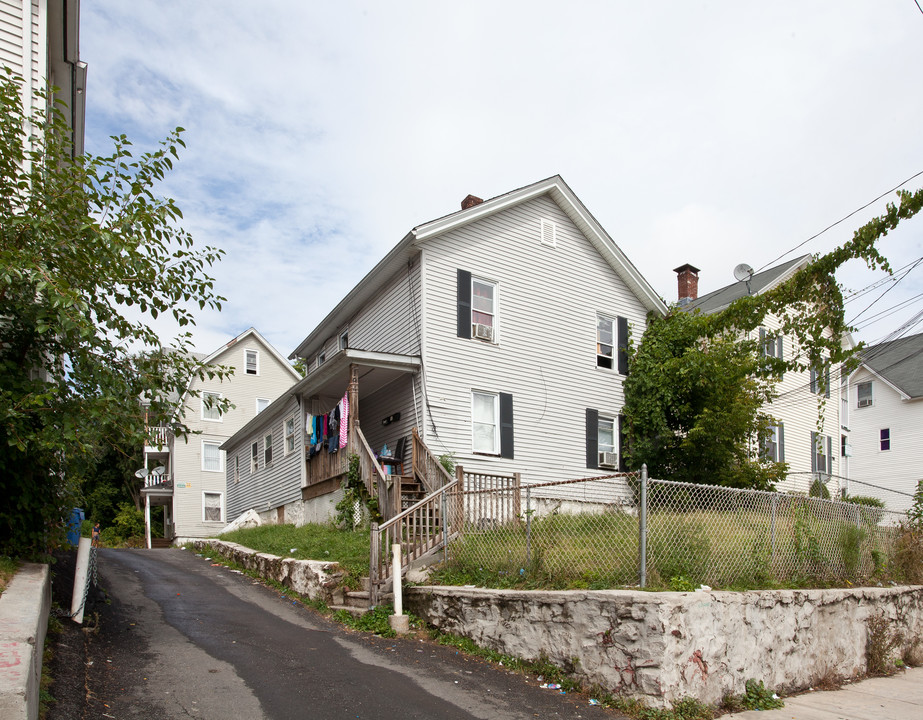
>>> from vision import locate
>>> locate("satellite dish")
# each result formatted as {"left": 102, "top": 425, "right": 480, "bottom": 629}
{"left": 152, "top": 466, "right": 166, "bottom": 476}
{"left": 134, "top": 468, "right": 149, "bottom": 479}
{"left": 733, "top": 263, "right": 754, "bottom": 282}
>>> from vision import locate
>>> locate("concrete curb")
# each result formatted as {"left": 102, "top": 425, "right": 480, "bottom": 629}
{"left": 0, "top": 563, "right": 51, "bottom": 720}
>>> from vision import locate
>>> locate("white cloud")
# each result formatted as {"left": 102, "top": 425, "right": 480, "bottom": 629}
{"left": 80, "top": 0, "right": 923, "bottom": 356}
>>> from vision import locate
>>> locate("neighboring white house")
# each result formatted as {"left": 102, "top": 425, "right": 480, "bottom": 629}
{"left": 677, "top": 256, "right": 848, "bottom": 494}
{"left": 846, "top": 331, "right": 923, "bottom": 513}
{"left": 222, "top": 175, "right": 668, "bottom": 527}
{"left": 141, "top": 328, "right": 301, "bottom": 545}
{"left": 0, "top": 0, "right": 87, "bottom": 155}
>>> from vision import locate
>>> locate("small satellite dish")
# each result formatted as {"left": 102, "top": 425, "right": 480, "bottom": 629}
{"left": 152, "top": 466, "right": 166, "bottom": 476}
{"left": 134, "top": 468, "right": 149, "bottom": 479}
{"left": 733, "top": 263, "right": 754, "bottom": 282}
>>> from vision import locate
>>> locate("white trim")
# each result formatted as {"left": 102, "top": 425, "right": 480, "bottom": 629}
{"left": 202, "top": 491, "right": 224, "bottom": 523}
{"left": 857, "top": 364, "right": 911, "bottom": 402}
{"left": 201, "top": 440, "right": 224, "bottom": 473}
{"left": 256, "top": 397, "right": 271, "bottom": 414}
{"left": 471, "top": 275, "right": 499, "bottom": 344}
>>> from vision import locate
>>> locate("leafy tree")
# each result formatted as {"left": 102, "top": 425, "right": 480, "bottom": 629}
{"left": 623, "top": 308, "right": 786, "bottom": 488}
{"left": 624, "top": 187, "right": 923, "bottom": 488}
{"left": 0, "top": 72, "right": 231, "bottom": 556}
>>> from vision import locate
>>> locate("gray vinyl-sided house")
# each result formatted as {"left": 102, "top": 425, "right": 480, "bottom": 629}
{"left": 676, "top": 256, "right": 848, "bottom": 494}
{"left": 140, "top": 328, "right": 301, "bottom": 545}
{"left": 222, "top": 175, "right": 667, "bottom": 527}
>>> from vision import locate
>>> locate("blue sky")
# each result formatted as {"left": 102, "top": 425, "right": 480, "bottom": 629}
{"left": 80, "top": 1, "right": 923, "bottom": 356}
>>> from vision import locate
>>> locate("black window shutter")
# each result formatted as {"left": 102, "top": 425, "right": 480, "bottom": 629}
{"left": 617, "top": 316, "right": 629, "bottom": 375}
{"left": 810, "top": 367, "right": 817, "bottom": 394}
{"left": 457, "top": 269, "right": 471, "bottom": 339}
{"left": 826, "top": 435, "right": 832, "bottom": 474}
{"left": 810, "top": 431, "right": 817, "bottom": 472}
{"left": 759, "top": 327, "right": 766, "bottom": 353}
{"left": 825, "top": 366, "right": 831, "bottom": 398}
{"left": 778, "top": 423, "right": 785, "bottom": 463}
{"left": 777, "top": 336, "right": 783, "bottom": 359}
{"left": 618, "top": 414, "right": 627, "bottom": 472}
{"left": 499, "top": 393, "right": 514, "bottom": 459}
{"left": 585, "top": 408, "right": 599, "bottom": 469}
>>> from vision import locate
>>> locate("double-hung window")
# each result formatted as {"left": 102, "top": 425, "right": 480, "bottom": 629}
{"left": 245, "top": 349, "right": 259, "bottom": 375}
{"left": 880, "top": 428, "right": 891, "bottom": 452}
{"left": 202, "top": 441, "right": 223, "bottom": 472}
{"left": 203, "top": 492, "right": 223, "bottom": 522}
{"left": 471, "top": 391, "right": 514, "bottom": 458}
{"left": 256, "top": 398, "right": 270, "bottom": 414}
{"left": 264, "top": 433, "right": 273, "bottom": 467}
{"left": 472, "top": 392, "right": 499, "bottom": 454}
{"left": 811, "top": 432, "right": 832, "bottom": 476}
{"left": 597, "top": 316, "right": 614, "bottom": 369}
{"left": 759, "top": 328, "right": 784, "bottom": 359}
{"left": 285, "top": 417, "right": 296, "bottom": 454}
{"left": 585, "top": 409, "right": 623, "bottom": 470}
{"left": 457, "top": 270, "right": 498, "bottom": 343}
{"left": 857, "top": 381, "right": 873, "bottom": 408}
{"left": 202, "top": 391, "right": 222, "bottom": 422}
{"left": 251, "top": 441, "right": 259, "bottom": 473}
{"left": 760, "top": 424, "right": 785, "bottom": 463}
{"left": 810, "top": 363, "right": 830, "bottom": 397}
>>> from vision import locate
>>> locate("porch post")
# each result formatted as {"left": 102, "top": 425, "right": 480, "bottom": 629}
{"left": 144, "top": 493, "right": 152, "bottom": 550}
{"left": 347, "top": 363, "right": 359, "bottom": 453}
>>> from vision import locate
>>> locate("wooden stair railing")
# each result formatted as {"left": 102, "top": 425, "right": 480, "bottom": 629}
{"left": 369, "top": 428, "right": 458, "bottom": 606}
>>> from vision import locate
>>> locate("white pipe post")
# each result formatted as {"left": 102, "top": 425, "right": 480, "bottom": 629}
{"left": 392, "top": 543, "right": 402, "bottom": 616}
{"left": 71, "top": 536, "right": 91, "bottom": 624}
{"left": 145, "top": 493, "right": 152, "bottom": 549}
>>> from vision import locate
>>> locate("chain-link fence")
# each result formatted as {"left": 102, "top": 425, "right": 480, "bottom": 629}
{"left": 438, "top": 469, "right": 909, "bottom": 589}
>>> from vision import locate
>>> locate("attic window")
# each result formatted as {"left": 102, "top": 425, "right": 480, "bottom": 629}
{"left": 540, "top": 219, "right": 557, "bottom": 247}
{"left": 245, "top": 349, "right": 259, "bottom": 375}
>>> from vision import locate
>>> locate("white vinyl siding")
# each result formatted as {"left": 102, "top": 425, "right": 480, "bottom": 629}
{"left": 347, "top": 260, "right": 421, "bottom": 357}
{"left": 419, "top": 194, "right": 650, "bottom": 490}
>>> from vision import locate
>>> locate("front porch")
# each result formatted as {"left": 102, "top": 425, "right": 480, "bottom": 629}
{"left": 294, "top": 351, "right": 450, "bottom": 521}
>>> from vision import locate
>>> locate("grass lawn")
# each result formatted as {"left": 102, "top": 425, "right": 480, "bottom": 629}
{"left": 217, "top": 523, "right": 370, "bottom": 579}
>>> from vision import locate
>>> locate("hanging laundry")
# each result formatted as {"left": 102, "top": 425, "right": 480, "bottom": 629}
{"left": 327, "top": 405, "right": 340, "bottom": 453}
{"left": 338, "top": 393, "right": 349, "bottom": 449}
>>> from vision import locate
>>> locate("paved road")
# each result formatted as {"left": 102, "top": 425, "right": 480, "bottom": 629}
{"left": 54, "top": 548, "right": 618, "bottom": 719}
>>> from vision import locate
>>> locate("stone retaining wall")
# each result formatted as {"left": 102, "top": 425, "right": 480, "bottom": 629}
{"left": 190, "top": 540, "right": 348, "bottom": 606}
{"left": 405, "top": 584, "right": 923, "bottom": 707}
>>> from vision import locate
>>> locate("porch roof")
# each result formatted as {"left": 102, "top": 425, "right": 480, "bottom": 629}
{"left": 220, "top": 349, "right": 420, "bottom": 451}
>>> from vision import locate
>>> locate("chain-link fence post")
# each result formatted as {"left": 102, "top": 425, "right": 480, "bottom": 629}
{"left": 639, "top": 464, "right": 647, "bottom": 588}
{"left": 770, "top": 493, "right": 778, "bottom": 571}
{"left": 525, "top": 487, "right": 532, "bottom": 567}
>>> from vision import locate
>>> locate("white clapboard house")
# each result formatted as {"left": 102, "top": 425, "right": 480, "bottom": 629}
{"left": 222, "top": 176, "right": 668, "bottom": 527}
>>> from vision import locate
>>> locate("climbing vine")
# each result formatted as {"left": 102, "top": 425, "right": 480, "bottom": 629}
{"left": 335, "top": 454, "right": 381, "bottom": 529}
{"left": 624, "top": 188, "right": 923, "bottom": 488}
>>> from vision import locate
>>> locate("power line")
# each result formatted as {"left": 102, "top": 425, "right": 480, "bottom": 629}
{"left": 756, "top": 169, "right": 923, "bottom": 273}
{"left": 846, "top": 257, "right": 923, "bottom": 326}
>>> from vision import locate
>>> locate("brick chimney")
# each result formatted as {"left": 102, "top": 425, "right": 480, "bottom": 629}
{"left": 461, "top": 194, "right": 483, "bottom": 210}
{"left": 674, "top": 263, "right": 700, "bottom": 306}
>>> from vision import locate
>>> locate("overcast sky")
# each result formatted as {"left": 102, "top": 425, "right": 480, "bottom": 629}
{"left": 81, "top": 1, "right": 923, "bottom": 357}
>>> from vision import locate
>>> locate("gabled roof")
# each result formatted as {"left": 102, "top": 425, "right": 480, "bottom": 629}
{"left": 290, "top": 175, "right": 668, "bottom": 359}
{"left": 685, "top": 255, "right": 810, "bottom": 314}
{"left": 857, "top": 332, "right": 923, "bottom": 400}
{"left": 199, "top": 327, "right": 301, "bottom": 381}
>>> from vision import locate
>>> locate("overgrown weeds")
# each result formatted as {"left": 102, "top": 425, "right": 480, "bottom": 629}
{"left": 866, "top": 611, "right": 904, "bottom": 675}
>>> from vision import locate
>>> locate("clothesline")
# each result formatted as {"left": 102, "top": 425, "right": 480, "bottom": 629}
{"left": 304, "top": 391, "right": 349, "bottom": 457}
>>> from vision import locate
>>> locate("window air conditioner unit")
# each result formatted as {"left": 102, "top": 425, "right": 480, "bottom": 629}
{"left": 858, "top": 398, "right": 872, "bottom": 408}
{"left": 599, "top": 451, "right": 618, "bottom": 469}
{"left": 474, "top": 323, "right": 493, "bottom": 341}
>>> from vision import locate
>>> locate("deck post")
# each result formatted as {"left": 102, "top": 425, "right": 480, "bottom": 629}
{"left": 369, "top": 522, "right": 380, "bottom": 608}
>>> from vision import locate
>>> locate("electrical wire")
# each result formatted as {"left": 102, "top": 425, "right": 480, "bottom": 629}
{"left": 755, "top": 169, "right": 923, "bottom": 273}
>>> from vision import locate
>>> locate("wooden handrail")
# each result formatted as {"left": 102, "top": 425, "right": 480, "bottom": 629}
{"left": 411, "top": 427, "right": 454, "bottom": 495}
